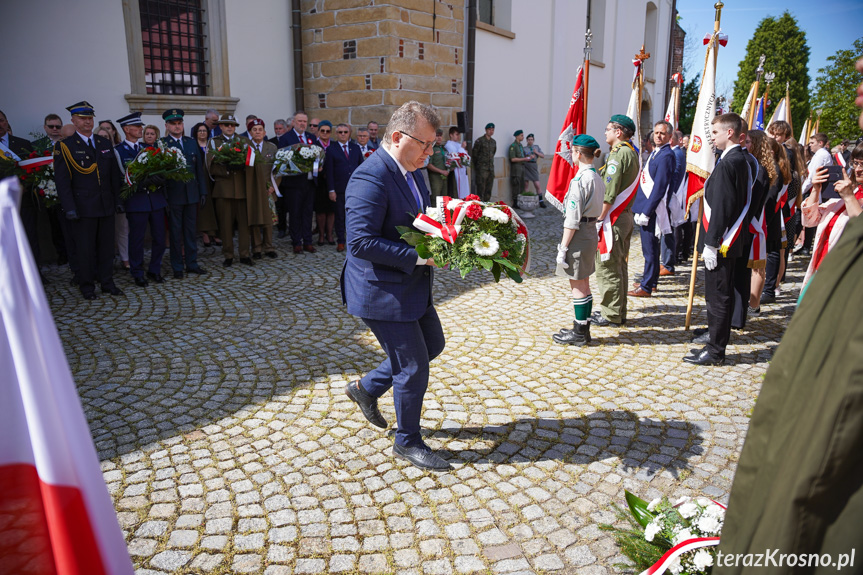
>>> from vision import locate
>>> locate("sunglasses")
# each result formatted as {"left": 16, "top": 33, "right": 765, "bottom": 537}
{"left": 46, "top": 124, "right": 62, "bottom": 129}
{"left": 337, "top": 130, "right": 349, "bottom": 134}
{"left": 318, "top": 128, "right": 331, "bottom": 133}
{"left": 310, "top": 123, "right": 319, "bottom": 127}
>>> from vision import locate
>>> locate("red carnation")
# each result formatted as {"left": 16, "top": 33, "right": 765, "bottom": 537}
{"left": 517, "top": 225, "right": 527, "bottom": 236}
{"left": 501, "top": 206, "right": 512, "bottom": 217}
{"left": 466, "top": 204, "right": 483, "bottom": 220}
{"left": 465, "top": 194, "right": 480, "bottom": 202}
{"left": 38, "top": 189, "right": 45, "bottom": 197}
{"left": 502, "top": 250, "right": 509, "bottom": 258}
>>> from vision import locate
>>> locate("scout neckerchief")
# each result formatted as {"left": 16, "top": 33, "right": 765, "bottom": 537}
{"left": 598, "top": 141, "right": 642, "bottom": 262}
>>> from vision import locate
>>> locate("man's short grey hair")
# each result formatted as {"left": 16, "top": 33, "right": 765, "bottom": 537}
{"left": 274, "top": 119, "right": 287, "bottom": 128}
{"left": 294, "top": 110, "right": 307, "bottom": 118}
{"left": 357, "top": 127, "right": 369, "bottom": 134}
{"left": 205, "top": 108, "right": 219, "bottom": 118}
{"left": 337, "top": 123, "right": 350, "bottom": 130}
{"left": 654, "top": 120, "right": 674, "bottom": 134}
{"left": 383, "top": 102, "right": 441, "bottom": 144}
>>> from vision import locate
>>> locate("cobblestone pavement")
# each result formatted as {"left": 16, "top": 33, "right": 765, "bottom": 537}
{"left": 44, "top": 206, "right": 801, "bottom": 575}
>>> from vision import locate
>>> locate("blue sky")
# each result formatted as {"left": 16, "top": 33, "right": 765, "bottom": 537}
{"left": 676, "top": 0, "right": 863, "bottom": 103}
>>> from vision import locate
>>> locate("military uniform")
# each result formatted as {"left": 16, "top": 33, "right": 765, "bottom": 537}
{"left": 245, "top": 136, "right": 278, "bottom": 257}
{"left": 595, "top": 141, "right": 639, "bottom": 324}
{"left": 206, "top": 117, "right": 250, "bottom": 263}
{"left": 427, "top": 143, "right": 448, "bottom": 200}
{"left": 508, "top": 138, "right": 525, "bottom": 205}
{"left": 473, "top": 134, "right": 496, "bottom": 202}
{"left": 53, "top": 101, "right": 123, "bottom": 299}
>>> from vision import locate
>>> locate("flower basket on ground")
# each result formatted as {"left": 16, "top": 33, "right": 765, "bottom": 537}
{"left": 273, "top": 143, "right": 324, "bottom": 176}
{"left": 121, "top": 141, "right": 193, "bottom": 199}
{"left": 397, "top": 194, "right": 530, "bottom": 283}
{"left": 600, "top": 491, "right": 725, "bottom": 575}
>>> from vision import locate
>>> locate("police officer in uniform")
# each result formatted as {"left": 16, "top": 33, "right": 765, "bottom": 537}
{"left": 591, "top": 115, "right": 640, "bottom": 327}
{"left": 472, "top": 122, "right": 497, "bottom": 201}
{"left": 114, "top": 112, "right": 168, "bottom": 287}
{"left": 54, "top": 101, "right": 123, "bottom": 300}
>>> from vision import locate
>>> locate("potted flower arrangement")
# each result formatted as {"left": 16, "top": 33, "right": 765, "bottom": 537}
{"left": 517, "top": 190, "right": 539, "bottom": 218}
{"left": 398, "top": 194, "right": 530, "bottom": 283}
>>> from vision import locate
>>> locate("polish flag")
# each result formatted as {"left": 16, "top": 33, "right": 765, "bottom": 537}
{"left": 544, "top": 66, "right": 585, "bottom": 212}
{"left": 245, "top": 146, "right": 256, "bottom": 167}
{"left": 0, "top": 177, "right": 134, "bottom": 575}
{"left": 685, "top": 31, "right": 721, "bottom": 210}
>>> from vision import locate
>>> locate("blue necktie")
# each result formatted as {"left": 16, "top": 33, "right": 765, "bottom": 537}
{"left": 405, "top": 171, "right": 423, "bottom": 212}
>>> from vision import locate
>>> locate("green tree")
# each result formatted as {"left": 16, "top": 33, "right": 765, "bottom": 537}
{"left": 811, "top": 37, "right": 863, "bottom": 144}
{"left": 679, "top": 73, "right": 700, "bottom": 136}
{"left": 731, "top": 12, "right": 810, "bottom": 132}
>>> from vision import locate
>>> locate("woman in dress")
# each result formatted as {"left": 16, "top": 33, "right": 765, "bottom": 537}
{"left": 552, "top": 135, "right": 605, "bottom": 347}
{"left": 522, "top": 133, "right": 546, "bottom": 208}
{"left": 314, "top": 120, "right": 335, "bottom": 245}
{"left": 444, "top": 127, "right": 469, "bottom": 199}
{"left": 191, "top": 122, "right": 220, "bottom": 248}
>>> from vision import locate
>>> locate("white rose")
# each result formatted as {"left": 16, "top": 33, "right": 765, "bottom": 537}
{"left": 647, "top": 498, "right": 661, "bottom": 512}
{"left": 678, "top": 502, "right": 698, "bottom": 518}
{"left": 643, "top": 521, "right": 661, "bottom": 542}
{"left": 696, "top": 514, "right": 721, "bottom": 534}
{"left": 482, "top": 206, "right": 509, "bottom": 224}
{"left": 693, "top": 550, "right": 714, "bottom": 571}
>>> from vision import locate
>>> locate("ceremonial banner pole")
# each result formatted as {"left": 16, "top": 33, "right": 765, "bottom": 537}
{"left": 675, "top": 68, "right": 682, "bottom": 127}
{"left": 684, "top": 0, "right": 724, "bottom": 330}
{"left": 584, "top": 30, "right": 592, "bottom": 122}
{"left": 747, "top": 54, "right": 766, "bottom": 129}
{"left": 785, "top": 82, "right": 793, "bottom": 135}
{"left": 814, "top": 108, "right": 822, "bottom": 134}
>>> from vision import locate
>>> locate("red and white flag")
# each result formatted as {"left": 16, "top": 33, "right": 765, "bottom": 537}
{"left": 245, "top": 145, "right": 256, "bottom": 167}
{"left": 685, "top": 32, "right": 720, "bottom": 210}
{"left": 767, "top": 96, "right": 788, "bottom": 129}
{"left": 626, "top": 59, "right": 643, "bottom": 151}
{"left": 0, "top": 177, "right": 134, "bottom": 575}
{"left": 664, "top": 73, "right": 683, "bottom": 130}
{"left": 544, "top": 66, "right": 585, "bottom": 212}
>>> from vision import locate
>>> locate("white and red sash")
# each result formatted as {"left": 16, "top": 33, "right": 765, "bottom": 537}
{"left": 638, "top": 152, "right": 672, "bottom": 238}
{"left": 702, "top": 158, "right": 753, "bottom": 257}
{"left": 245, "top": 146, "right": 256, "bottom": 167}
{"left": 598, "top": 142, "right": 642, "bottom": 261}
{"left": 833, "top": 152, "right": 846, "bottom": 168}
{"left": 748, "top": 206, "right": 767, "bottom": 267}
{"left": 775, "top": 182, "right": 789, "bottom": 212}
{"left": 669, "top": 168, "right": 689, "bottom": 227}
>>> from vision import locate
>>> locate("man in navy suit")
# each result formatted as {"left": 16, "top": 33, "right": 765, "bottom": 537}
{"left": 327, "top": 123, "right": 364, "bottom": 252}
{"left": 162, "top": 109, "right": 208, "bottom": 279}
{"left": 277, "top": 110, "right": 317, "bottom": 253}
{"left": 630, "top": 121, "right": 675, "bottom": 296}
{"left": 114, "top": 112, "right": 168, "bottom": 287}
{"left": 661, "top": 130, "right": 687, "bottom": 275}
{"left": 341, "top": 102, "right": 450, "bottom": 471}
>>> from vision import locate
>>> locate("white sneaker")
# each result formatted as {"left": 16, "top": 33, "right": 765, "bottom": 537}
{"left": 775, "top": 286, "right": 782, "bottom": 296}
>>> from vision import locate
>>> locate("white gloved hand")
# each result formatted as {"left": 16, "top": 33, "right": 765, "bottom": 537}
{"left": 596, "top": 219, "right": 605, "bottom": 232}
{"left": 633, "top": 213, "right": 650, "bottom": 227}
{"left": 702, "top": 244, "right": 718, "bottom": 271}
{"left": 556, "top": 244, "right": 569, "bottom": 268}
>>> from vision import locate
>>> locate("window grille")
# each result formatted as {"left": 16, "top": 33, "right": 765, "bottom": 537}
{"left": 140, "top": 0, "right": 208, "bottom": 95}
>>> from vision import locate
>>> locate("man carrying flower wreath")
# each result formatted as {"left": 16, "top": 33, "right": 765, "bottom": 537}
{"left": 341, "top": 101, "right": 451, "bottom": 472}
{"left": 207, "top": 114, "right": 252, "bottom": 266}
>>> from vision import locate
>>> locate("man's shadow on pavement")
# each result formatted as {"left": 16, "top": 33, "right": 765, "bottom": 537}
{"left": 421, "top": 409, "right": 704, "bottom": 478}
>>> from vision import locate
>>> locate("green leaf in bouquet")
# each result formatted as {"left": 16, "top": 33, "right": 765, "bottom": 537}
{"left": 493, "top": 257, "right": 518, "bottom": 271}
{"left": 477, "top": 258, "right": 493, "bottom": 271}
{"left": 624, "top": 490, "right": 655, "bottom": 528}
{"left": 415, "top": 242, "right": 432, "bottom": 259}
{"left": 491, "top": 262, "right": 502, "bottom": 283}
{"left": 504, "top": 266, "right": 523, "bottom": 283}
{"left": 399, "top": 231, "right": 426, "bottom": 246}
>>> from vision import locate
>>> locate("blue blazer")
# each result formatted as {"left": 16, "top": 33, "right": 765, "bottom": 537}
{"left": 326, "top": 141, "right": 364, "bottom": 195}
{"left": 633, "top": 143, "right": 675, "bottom": 217}
{"left": 161, "top": 136, "right": 207, "bottom": 205}
{"left": 340, "top": 146, "right": 433, "bottom": 322}
{"left": 115, "top": 142, "right": 167, "bottom": 213}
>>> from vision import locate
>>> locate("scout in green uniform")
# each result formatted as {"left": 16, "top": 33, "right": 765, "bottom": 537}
{"left": 425, "top": 129, "right": 449, "bottom": 201}
{"left": 592, "top": 115, "right": 639, "bottom": 327}
{"left": 472, "top": 122, "right": 497, "bottom": 201}
{"left": 509, "top": 129, "right": 529, "bottom": 208}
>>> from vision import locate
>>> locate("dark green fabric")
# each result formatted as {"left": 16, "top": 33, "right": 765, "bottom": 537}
{"left": 715, "top": 215, "right": 863, "bottom": 575}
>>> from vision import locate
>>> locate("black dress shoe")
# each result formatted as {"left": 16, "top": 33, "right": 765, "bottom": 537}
{"left": 223, "top": 258, "right": 233, "bottom": 267}
{"left": 83, "top": 292, "right": 98, "bottom": 300}
{"left": 683, "top": 348, "right": 725, "bottom": 366}
{"left": 253, "top": 252, "right": 263, "bottom": 260}
{"left": 759, "top": 293, "right": 776, "bottom": 305}
{"left": 393, "top": 442, "right": 452, "bottom": 472}
{"left": 146, "top": 272, "right": 165, "bottom": 283}
{"left": 173, "top": 271, "right": 184, "bottom": 279}
{"left": 134, "top": 277, "right": 148, "bottom": 287}
{"left": 277, "top": 229, "right": 287, "bottom": 239}
{"left": 265, "top": 251, "right": 278, "bottom": 259}
{"left": 103, "top": 286, "right": 124, "bottom": 296}
{"left": 240, "top": 257, "right": 254, "bottom": 265}
{"left": 345, "top": 380, "right": 387, "bottom": 428}
{"left": 187, "top": 267, "right": 207, "bottom": 275}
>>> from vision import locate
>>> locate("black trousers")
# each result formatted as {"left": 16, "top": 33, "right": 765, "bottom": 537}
{"left": 287, "top": 178, "right": 314, "bottom": 247}
{"left": 705, "top": 256, "right": 736, "bottom": 359}
{"left": 335, "top": 192, "right": 346, "bottom": 243}
{"left": 58, "top": 212, "right": 79, "bottom": 280}
{"left": 71, "top": 214, "right": 115, "bottom": 295}
{"left": 48, "top": 206, "right": 67, "bottom": 262}
{"left": 168, "top": 203, "right": 198, "bottom": 272}
{"left": 731, "top": 238, "right": 752, "bottom": 329}
{"left": 20, "top": 191, "right": 41, "bottom": 265}
{"left": 275, "top": 184, "right": 289, "bottom": 232}
{"left": 763, "top": 248, "right": 781, "bottom": 299}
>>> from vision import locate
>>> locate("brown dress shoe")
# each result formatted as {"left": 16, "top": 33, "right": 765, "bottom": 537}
{"left": 337, "top": 243, "right": 345, "bottom": 252}
{"left": 303, "top": 244, "right": 317, "bottom": 253}
{"left": 659, "top": 266, "right": 675, "bottom": 276}
{"left": 627, "top": 286, "right": 652, "bottom": 297}
{"left": 293, "top": 246, "right": 303, "bottom": 254}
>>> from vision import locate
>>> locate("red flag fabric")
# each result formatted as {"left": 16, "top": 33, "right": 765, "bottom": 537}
{"left": 544, "top": 66, "right": 585, "bottom": 212}
{"left": 0, "top": 177, "right": 135, "bottom": 575}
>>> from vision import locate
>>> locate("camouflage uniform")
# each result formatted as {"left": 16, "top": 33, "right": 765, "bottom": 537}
{"left": 508, "top": 140, "right": 525, "bottom": 204}
{"left": 427, "top": 143, "right": 448, "bottom": 200}
{"left": 472, "top": 135, "right": 496, "bottom": 201}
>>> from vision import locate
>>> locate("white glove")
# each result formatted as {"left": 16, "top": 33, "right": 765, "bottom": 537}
{"left": 702, "top": 244, "right": 718, "bottom": 271}
{"left": 596, "top": 219, "right": 605, "bottom": 232}
{"left": 633, "top": 213, "right": 650, "bottom": 227}
{"left": 556, "top": 244, "right": 569, "bottom": 268}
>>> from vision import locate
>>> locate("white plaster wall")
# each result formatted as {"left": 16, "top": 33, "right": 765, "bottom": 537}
{"left": 224, "top": 0, "right": 295, "bottom": 131}
{"left": 0, "top": 0, "right": 132, "bottom": 138}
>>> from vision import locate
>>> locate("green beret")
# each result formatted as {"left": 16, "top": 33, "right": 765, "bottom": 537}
{"left": 572, "top": 134, "right": 600, "bottom": 149}
{"left": 485, "top": 123, "right": 495, "bottom": 129}
{"left": 513, "top": 129, "right": 523, "bottom": 137}
{"left": 609, "top": 114, "right": 636, "bottom": 134}
{"left": 526, "top": 133, "right": 534, "bottom": 139}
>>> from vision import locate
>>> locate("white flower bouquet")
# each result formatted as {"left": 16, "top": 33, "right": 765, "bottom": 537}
{"left": 273, "top": 143, "right": 324, "bottom": 176}
{"left": 601, "top": 491, "right": 725, "bottom": 575}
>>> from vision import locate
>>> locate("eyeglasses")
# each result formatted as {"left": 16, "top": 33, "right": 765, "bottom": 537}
{"left": 310, "top": 123, "right": 319, "bottom": 128}
{"left": 399, "top": 131, "right": 434, "bottom": 151}
{"left": 46, "top": 124, "right": 62, "bottom": 129}
{"left": 851, "top": 161, "right": 863, "bottom": 169}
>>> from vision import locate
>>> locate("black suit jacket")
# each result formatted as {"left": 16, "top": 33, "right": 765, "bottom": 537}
{"left": 326, "top": 141, "right": 364, "bottom": 195}
{"left": 5, "top": 134, "right": 33, "bottom": 158}
{"left": 53, "top": 133, "right": 121, "bottom": 218}
{"left": 698, "top": 146, "right": 751, "bottom": 259}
